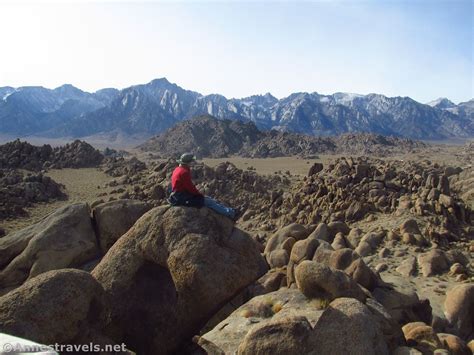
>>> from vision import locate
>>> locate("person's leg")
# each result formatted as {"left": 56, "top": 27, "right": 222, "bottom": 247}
{"left": 204, "top": 196, "right": 235, "bottom": 219}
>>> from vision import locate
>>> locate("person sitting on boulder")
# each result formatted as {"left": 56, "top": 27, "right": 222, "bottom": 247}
{"left": 168, "top": 152, "right": 236, "bottom": 220}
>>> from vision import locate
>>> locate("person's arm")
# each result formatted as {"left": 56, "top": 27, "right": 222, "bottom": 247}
{"left": 182, "top": 170, "right": 203, "bottom": 196}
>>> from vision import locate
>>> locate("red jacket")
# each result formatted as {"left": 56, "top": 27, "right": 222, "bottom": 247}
{"left": 171, "top": 165, "right": 202, "bottom": 196}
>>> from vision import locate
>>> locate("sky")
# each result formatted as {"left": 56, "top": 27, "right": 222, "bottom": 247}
{"left": 0, "top": 0, "right": 472, "bottom": 104}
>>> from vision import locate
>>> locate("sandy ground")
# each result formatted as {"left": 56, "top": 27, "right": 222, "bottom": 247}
{"left": 0, "top": 133, "right": 151, "bottom": 150}
{"left": 1, "top": 168, "right": 114, "bottom": 234}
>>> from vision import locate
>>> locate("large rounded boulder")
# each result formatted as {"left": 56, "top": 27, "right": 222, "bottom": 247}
{"left": 202, "top": 288, "right": 401, "bottom": 354}
{"left": 202, "top": 288, "right": 325, "bottom": 354}
{"left": 92, "top": 206, "right": 267, "bottom": 355}
{"left": 444, "top": 284, "right": 474, "bottom": 340}
{"left": 0, "top": 203, "right": 99, "bottom": 293}
{"left": 0, "top": 269, "right": 106, "bottom": 345}
{"left": 294, "top": 260, "right": 367, "bottom": 302}
{"left": 309, "top": 297, "right": 390, "bottom": 355}
{"left": 237, "top": 316, "right": 312, "bottom": 355}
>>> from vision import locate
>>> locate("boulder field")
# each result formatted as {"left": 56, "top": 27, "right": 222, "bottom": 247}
{"left": 0, "top": 169, "right": 66, "bottom": 220}
{"left": 0, "top": 204, "right": 267, "bottom": 354}
{"left": 0, "top": 153, "right": 473, "bottom": 354}
{"left": 0, "top": 200, "right": 472, "bottom": 354}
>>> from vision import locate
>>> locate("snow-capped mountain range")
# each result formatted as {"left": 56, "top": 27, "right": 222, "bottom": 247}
{"left": 0, "top": 78, "right": 472, "bottom": 140}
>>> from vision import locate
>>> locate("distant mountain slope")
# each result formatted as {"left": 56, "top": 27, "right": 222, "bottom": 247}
{"left": 49, "top": 79, "right": 200, "bottom": 137}
{"left": 455, "top": 99, "right": 474, "bottom": 123}
{"left": 1, "top": 78, "right": 472, "bottom": 140}
{"left": 139, "top": 115, "right": 426, "bottom": 158}
{"left": 139, "top": 115, "right": 263, "bottom": 157}
{"left": 0, "top": 85, "right": 119, "bottom": 135}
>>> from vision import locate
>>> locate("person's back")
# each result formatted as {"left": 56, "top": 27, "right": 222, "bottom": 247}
{"left": 168, "top": 152, "right": 236, "bottom": 220}
{"left": 169, "top": 154, "right": 204, "bottom": 207}
{"left": 171, "top": 165, "right": 202, "bottom": 196}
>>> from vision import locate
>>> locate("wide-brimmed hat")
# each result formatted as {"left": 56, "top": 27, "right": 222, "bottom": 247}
{"left": 176, "top": 152, "right": 196, "bottom": 165}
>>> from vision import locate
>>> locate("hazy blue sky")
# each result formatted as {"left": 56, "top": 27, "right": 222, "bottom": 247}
{"left": 0, "top": 0, "right": 472, "bottom": 103}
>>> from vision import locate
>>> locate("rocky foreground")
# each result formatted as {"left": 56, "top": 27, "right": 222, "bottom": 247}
{"left": 0, "top": 146, "right": 473, "bottom": 354}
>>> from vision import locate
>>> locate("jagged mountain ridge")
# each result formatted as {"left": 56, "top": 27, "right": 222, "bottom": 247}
{"left": 140, "top": 115, "right": 427, "bottom": 158}
{"left": 1, "top": 78, "right": 473, "bottom": 140}
{"left": 0, "top": 85, "right": 119, "bottom": 135}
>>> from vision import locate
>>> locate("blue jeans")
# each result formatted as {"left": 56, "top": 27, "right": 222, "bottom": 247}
{"left": 204, "top": 197, "right": 235, "bottom": 219}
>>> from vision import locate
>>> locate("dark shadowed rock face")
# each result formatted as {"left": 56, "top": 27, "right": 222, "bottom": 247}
{"left": 92, "top": 205, "right": 268, "bottom": 355}
{"left": 92, "top": 199, "right": 152, "bottom": 253}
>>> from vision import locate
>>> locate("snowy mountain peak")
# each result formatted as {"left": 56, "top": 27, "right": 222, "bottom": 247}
{"left": 148, "top": 77, "right": 173, "bottom": 88}
{"left": 0, "top": 78, "right": 472, "bottom": 140}
{"left": 332, "top": 92, "right": 365, "bottom": 105}
{"left": 0, "top": 87, "right": 15, "bottom": 101}
{"left": 427, "top": 97, "right": 456, "bottom": 109}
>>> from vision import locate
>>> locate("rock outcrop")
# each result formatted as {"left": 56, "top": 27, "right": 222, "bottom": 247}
{"left": 272, "top": 157, "right": 472, "bottom": 241}
{"left": 294, "top": 261, "right": 367, "bottom": 302}
{"left": 437, "top": 333, "right": 471, "bottom": 355}
{"left": 202, "top": 288, "right": 325, "bottom": 354}
{"left": 140, "top": 115, "right": 429, "bottom": 158}
{"left": 0, "top": 203, "right": 99, "bottom": 293}
{"left": 48, "top": 140, "right": 104, "bottom": 169}
{"left": 444, "top": 284, "right": 474, "bottom": 340}
{"left": 309, "top": 297, "right": 390, "bottom": 355}
{"left": 372, "top": 284, "right": 433, "bottom": 326}
{"left": 0, "top": 269, "right": 106, "bottom": 345}
{"left": 402, "top": 322, "right": 443, "bottom": 353}
{"left": 92, "top": 206, "right": 267, "bottom": 354}
{"left": 203, "top": 288, "right": 401, "bottom": 354}
{"left": 92, "top": 199, "right": 152, "bottom": 253}
{"left": 0, "top": 139, "right": 103, "bottom": 171}
{"left": 102, "top": 156, "right": 146, "bottom": 177}
{"left": 238, "top": 315, "right": 313, "bottom": 355}
{"left": 0, "top": 169, "right": 66, "bottom": 220}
